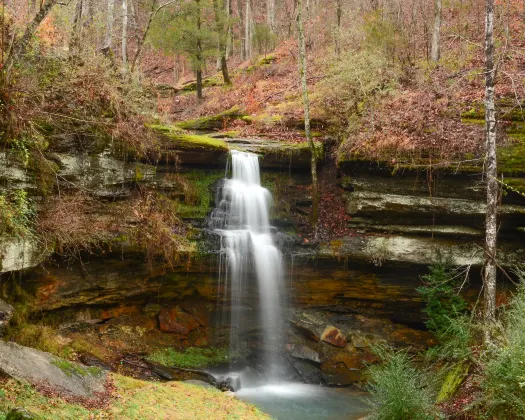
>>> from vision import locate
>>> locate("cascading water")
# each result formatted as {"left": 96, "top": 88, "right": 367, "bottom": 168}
{"left": 210, "top": 150, "right": 284, "bottom": 380}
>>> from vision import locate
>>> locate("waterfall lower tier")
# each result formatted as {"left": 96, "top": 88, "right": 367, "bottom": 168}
{"left": 211, "top": 150, "right": 285, "bottom": 381}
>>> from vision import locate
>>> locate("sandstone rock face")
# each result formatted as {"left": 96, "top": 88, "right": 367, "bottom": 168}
{"left": 287, "top": 344, "right": 321, "bottom": 364}
{"left": 0, "top": 341, "right": 106, "bottom": 398}
{"left": 159, "top": 305, "right": 201, "bottom": 335}
{"left": 321, "top": 326, "right": 347, "bottom": 348}
{"left": 0, "top": 237, "right": 50, "bottom": 273}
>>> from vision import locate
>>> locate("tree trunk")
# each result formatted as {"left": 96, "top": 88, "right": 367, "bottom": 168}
{"left": 239, "top": 0, "right": 245, "bottom": 60}
{"left": 483, "top": 0, "right": 497, "bottom": 343}
{"left": 6, "top": 0, "right": 60, "bottom": 73}
{"left": 430, "top": 0, "right": 442, "bottom": 62}
{"left": 196, "top": 0, "right": 203, "bottom": 99}
{"left": 335, "top": 0, "right": 342, "bottom": 55}
{"left": 103, "top": 0, "right": 115, "bottom": 54}
{"left": 296, "top": 0, "right": 318, "bottom": 228}
{"left": 196, "top": 68, "right": 203, "bottom": 99}
{"left": 213, "top": 0, "right": 231, "bottom": 84}
{"left": 226, "top": 0, "right": 233, "bottom": 58}
{"left": 121, "top": 0, "right": 128, "bottom": 70}
{"left": 267, "top": 0, "right": 276, "bottom": 32}
{"left": 244, "top": 0, "right": 252, "bottom": 59}
{"left": 70, "top": 0, "right": 84, "bottom": 54}
{"left": 130, "top": 0, "right": 160, "bottom": 73}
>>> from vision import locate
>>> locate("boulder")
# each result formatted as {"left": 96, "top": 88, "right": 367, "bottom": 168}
{"left": 0, "top": 341, "right": 106, "bottom": 398}
{"left": 158, "top": 305, "right": 200, "bottom": 335}
{"left": 0, "top": 299, "right": 14, "bottom": 336}
{"left": 179, "top": 299, "right": 211, "bottom": 328}
{"left": 321, "top": 326, "right": 347, "bottom": 348}
{"left": 290, "top": 359, "right": 324, "bottom": 384}
{"left": 287, "top": 344, "right": 321, "bottom": 364}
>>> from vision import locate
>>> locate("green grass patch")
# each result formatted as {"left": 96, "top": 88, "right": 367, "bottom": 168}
{"left": 0, "top": 375, "right": 268, "bottom": 420}
{"left": 146, "top": 347, "right": 229, "bottom": 369}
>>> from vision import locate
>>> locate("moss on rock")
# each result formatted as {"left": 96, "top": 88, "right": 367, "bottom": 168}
{"left": 175, "top": 106, "right": 246, "bottom": 131}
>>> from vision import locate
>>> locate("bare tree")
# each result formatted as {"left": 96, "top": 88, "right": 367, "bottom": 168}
{"left": 196, "top": 0, "right": 203, "bottom": 99}
{"left": 244, "top": 0, "right": 253, "bottom": 59}
{"left": 267, "top": 0, "right": 276, "bottom": 32}
{"left": 213, "top": 0, "right": 232, "bottom": 84}
{"left": 70, "top": 0, "right": 84, "bottom": 54}
{"left": 483, "top": 0, "right": 497, "bottom": 342}
{"left": 5, "top": 0, "right": 62, "bottom": 73}
{"left": 103, "top": 0, "right": 115, "bottom": 54}
{"left": 335, "top": 0, "right": 342, "bottom": 55}
{"left": 296, "top": 0, "right": 319, "bottom": 227}
{"left": 430, "top": 0, "right": 442, "bottom": 62}
{"left": 122, "top": 0, "right": 129, "bottom": 69}
{"left": 130, "top": 0, "right": 179, "bottom": 73}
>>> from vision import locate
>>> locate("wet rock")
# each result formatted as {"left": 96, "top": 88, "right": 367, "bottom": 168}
{"left": 320, "top": 352, "right": 373, "bottom": 386}
{"left": 79, "top": 353, "right": 114, "bottom": 372}
{"left": 148, "top": 363, "right": 178, "bottom": 380}
{"left": 287, "top": 344, "right": 321, "bottom": 364}
{"left": 0, "top": 341, "right": 106, "bottom": 398}
{"left": 224, "top": 375, "right": 242, "bottom": 392}
{"left": 289, "top": 311, "right": 326, "bottom": 342}
{"left": 321, "top": 326, "right": 347, "bottom": 348}
{"left": 290, "top": 359, "right": 324, "bottom": 384}
{"left": 158, "top": 305, "right": 200, "bottom": 335}
{"left": 0, "top": 299, "right": 14, "bottom": 336}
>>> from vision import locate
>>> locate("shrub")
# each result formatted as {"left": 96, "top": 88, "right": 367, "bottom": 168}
{"left": 482, "top": 268, "right": 525, "bottom": 419}
{"left": 418, "top": 258, "right": 472, "bottom": 362}
{"left": 367, "top": 346, "right": 437, "bottom": 420}
{"left": 316, "top": 48, "right": 398, "bottom": 137}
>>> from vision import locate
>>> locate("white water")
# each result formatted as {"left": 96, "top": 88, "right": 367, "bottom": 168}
{"left": 212, "top": 150, "right": 284, "bottom": 378}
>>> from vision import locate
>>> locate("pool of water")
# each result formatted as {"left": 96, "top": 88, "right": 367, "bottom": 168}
{"left": 236, "top": 383, "right": 370, "bottom": 420}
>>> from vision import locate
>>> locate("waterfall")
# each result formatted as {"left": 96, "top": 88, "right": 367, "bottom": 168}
{"left": 211, "top": 150, "right": 284, "bottom": 380}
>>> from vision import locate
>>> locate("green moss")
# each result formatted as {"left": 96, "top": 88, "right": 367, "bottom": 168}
{"left": 146, "top": 347, "right": 229, "bottom": 369}
{"left": 498, "top": 140, "right": 525, "bottom": 176}
{"left": 179, "top": 76, "right": 223, "bottom": 92}
{"left": 172, "top": 170, "right": 224, "bottom": 219}
{"left": 241, "top": 113, "right": 283, "bottom": 126}
{"left": 208, "top": 130, "right": 240, "bottom": 139}
{"left": 461, "top": 101, "right": 525, "bottom": 122}
{"left": 246, "top": 54, "right": 277, "bottom": 72}
{"left": 175, "top": 106, "right": 245, "bottom": 130}
{"left": 436, "top": 362, "right": 469, "bottom": 403}
{"left": 158, "top": 131, "right": 229, "bottom": 151}
{"left": 146, "top": 123, "right": 185, "bottom": 134}
{"left": 280, "top": 141, "right": 324, "bottom": 159}
{"left": 502, "top": 178, "right": 525, "bottom": 196}
{"left": 51, "top": 360, "right": 102, "bottom": 378}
